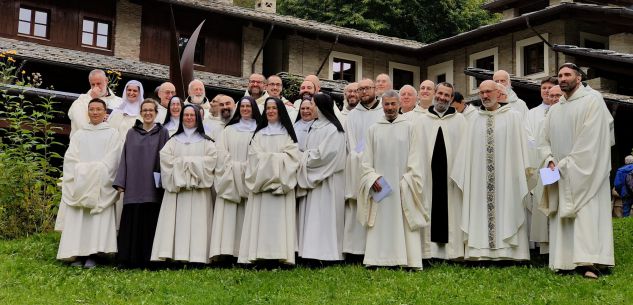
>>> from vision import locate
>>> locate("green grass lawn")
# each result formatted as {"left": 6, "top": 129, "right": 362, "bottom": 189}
{"left": 2, "top": 218, "right": 633, "bottom": 305}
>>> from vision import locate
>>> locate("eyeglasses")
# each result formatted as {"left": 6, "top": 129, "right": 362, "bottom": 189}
{"left": 356, "top": 86, "right": 374, "bottom": 92}
{"left": 161, "top": 90, "right": 176, "bottom": 95}
{"left": 249, "top": 80, "right": 264, "bottom": 84}
{"left": 268, "top": 83, "right": 282, "bottom": 87}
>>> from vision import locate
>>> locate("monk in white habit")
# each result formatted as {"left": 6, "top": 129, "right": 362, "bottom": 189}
{"left": 539, "top": 63, "right": 614, "bottom": 278}
{"left": 524, "top": 77, "right": 558, "bottom": 254}
{"left": 493, "top": 70, "right": 528, "bottom": 117}
{"left": 296, "top": 93, "right": 347, "bottom": 262}
{"left": 409, "top": 82, "right": 467, "bottom": 260}
{"left": 108, "top": 80, "right": 144, "bottom": 143}
{"left": 357, "top": 90, "right": 426, "bottom": 268}
{"left": 151, "top": 104, "right": 218, "bottom": 264}
{"left": 210, "top": 96, "right": 263, "bottom": 260}
{"left": 343, "top": 78, "right": 384, "bottom": 257}
{"left": 68, "top": 69, "right": 122, "bottom": 138}
{"left": 451, "top": 80, "right": 533, "bottom": 261}
{"left": 238, "top": 97, "right": 300, "bottom": 265}
{"left": 162, "top": 96, "right": 182, "bottom": 136}
{"left": 57, "top": 98, "right": 122, "bottom": 268}
{"left": 418, "top": 80, "right": 435, "bottom": 110}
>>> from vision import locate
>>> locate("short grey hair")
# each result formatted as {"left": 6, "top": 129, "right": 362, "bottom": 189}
{"left": 625, "top": 155, "right": 633, "bottom": 164}
{"left": 88, "top": 69, "right": 106, "bottom": 80}
{"left": 188, "top": 79, "right": 204, "bottom": 91}
{"left": 381, "top": 89, "right": 399, "bottom": 100}
{"left": 399, "top": 85, "right": 417, "bottom": 97}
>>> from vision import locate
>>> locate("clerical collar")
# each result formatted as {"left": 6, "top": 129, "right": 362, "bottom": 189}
{"left": 233, "top": 118, "right": 257, "bottom": 132}
{"left": 429, "top": 106, "right": 456, "bottom": 118}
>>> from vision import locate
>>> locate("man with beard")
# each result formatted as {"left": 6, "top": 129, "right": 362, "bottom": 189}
{"left": 493, "top": 70, "right": 528, "bottom": 117}
{"left": 156, "top": 82, "right": 176, "bottom": 123}
{"left": 267, "top": 75, "right": 296, "bottom": 119}
{"left": 293, "top": 80, "right": 317, "bottom": 110}
{"left": 68, "top": 69, "right": 122, "bottom": 138}
{"left": 399, "top": 85, "right": 419, "bottom": 114}
{"left": 539, "top": 63, "right": 614, "bottom": 278}
{"left": 357, "top": 90, "right": 425, "bottom": 269}
{"left": 418, "top": 80, "right": 435, "bottom": 110}
{"left": 245, "top": 73, "right": 268, "bottom": 105}
{"left": 375, "top": 74, "right": 393, "bottom": 98}
{"left": 185, "top": 79, "right": 210, "bottom": 118}
{"left": 409, "top": 83, "right": 467, "bottom": 260}
{"left": 451, "top": 80, "right": 533, "bottom": 261}
{"left": 525, "top": 77, "right": 558, "bottom": 254}
{"left": 204, "top": 95, "right": 235, "bottom": 141}
{"left": 343, "top": 78, "right": 384, "bottom": 260}
{"left": 340, "top": 82, "right": 359, "bottom": 128}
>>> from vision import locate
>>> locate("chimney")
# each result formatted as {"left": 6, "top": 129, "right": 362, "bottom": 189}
{"left": 255, "top": 0, "right": 276, "bottom": 13}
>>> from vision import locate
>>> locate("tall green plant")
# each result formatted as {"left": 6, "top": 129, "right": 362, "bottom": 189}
{"left": 0, "top": 51, "right": 63, "bottom": 239}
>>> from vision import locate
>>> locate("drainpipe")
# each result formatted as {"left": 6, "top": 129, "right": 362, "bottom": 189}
{"left": 525, "top": 16, "right": 559, "bottom": 70}
{"left": 251, "top": 24, "right": 275, "bottom": 74}
{"left": 316, "top": 35, "right": 339, "bottom": 76}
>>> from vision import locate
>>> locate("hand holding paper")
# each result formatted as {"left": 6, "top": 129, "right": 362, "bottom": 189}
{"left": 540, "top": 167, "right": 560, "bottom": 185}
{"left": 371, "top": 177, "right": 392, "bottom": 202}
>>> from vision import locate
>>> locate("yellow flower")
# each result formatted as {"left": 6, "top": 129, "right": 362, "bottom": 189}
{"left": 0, "top": 54, "right": 5, "bottom": 58}
{"left": 7, "top": 50, "right": 17, "bottom": 55}
{"left": 107, "top": 70, "right": 113, "bottom": 74}
{"left": 21, "top": 70, "right": 25, "bottom": 74}
{"left": 7, "top": 57, "right": 15, "bottom": 62}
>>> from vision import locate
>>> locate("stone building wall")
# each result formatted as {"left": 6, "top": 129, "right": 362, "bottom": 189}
{"left": 113, "top": 0, "right": 142, "bottom": 60}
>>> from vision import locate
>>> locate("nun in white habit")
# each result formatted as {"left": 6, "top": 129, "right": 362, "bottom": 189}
{"left": 293, "top": 97, "right": 315, "bottom": 152}
{"left": 151, "top": 104, "right": 218, "bottom": 264}
{"left": 296, "top": 93, "right": 347, "bottom": 261}
{"left": 108, "top": 80, "right": 144, "bottom": 143}
{"left": 210, "top": 96, "right": 263, "bottom": 260}
{"left": 238, "top": 97, "right": 300, "bottom": 265}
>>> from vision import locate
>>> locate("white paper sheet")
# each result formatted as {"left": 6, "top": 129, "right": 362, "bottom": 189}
{"left": 371, "top": 176, "right": 392, "bottom": 202}
{"left": 539, "top": 167, "right": 560, "bottom": 186}
{"left": 153, "top": 172, "right": 161, "bottom": 188}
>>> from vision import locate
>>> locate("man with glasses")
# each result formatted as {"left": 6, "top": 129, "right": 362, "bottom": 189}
{"left": 452, "top": 80, "right": 533, "bottom": 262}
{"left": 540, "top": 63, "right": 614, "bottom": 278}
{"left": 155, "top": 82, "right": 176, "bottom": 123}
{"left": 245, "top": 73, "right": 268, "bottom": 105}
{"left": 342, "top": 78, "right": 384, "bottom": 261}
{"left": 267, "top": 74, "right": 296, "bottom": 119}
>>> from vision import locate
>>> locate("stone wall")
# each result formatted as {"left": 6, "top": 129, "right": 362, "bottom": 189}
{"left": 113, "top": 0, "right": 142, "bottom": 60}
{"left": 242, "top": 25, "right": 264, "bottom": 76}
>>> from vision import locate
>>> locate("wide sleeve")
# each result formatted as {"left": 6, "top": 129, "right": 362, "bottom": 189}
{"left": 245, "top": 134, "right": 300, "bottom": 195}
{"left": 356, "top": 128, "right": 381, "bottom": 228}
{"left": 399, "top": 125, "right": 428, "bottom": 231}
{"left": 168, "top": 141, "right": 217, "bottom": 190}
{"left": 60, "top": 137, "right": 81, "bottom": 207}
{"left": 297, "top": 127, "right": 346, "bottom": 189}
{"left": 215, "top": 129, "right": 247, "bottom": 203}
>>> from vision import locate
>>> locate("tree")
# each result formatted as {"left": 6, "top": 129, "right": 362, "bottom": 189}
{"left": 277, "top": 0, "right": 499, "bottom": 43}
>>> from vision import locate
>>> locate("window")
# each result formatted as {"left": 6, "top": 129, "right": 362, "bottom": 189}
{"left": 328, "top": 51, "right": 362, "bottom": 82}
{"left": 18, "top": 7, "right": 49, "bottom": 38}
{"left": 178, "top": 35, "right": 205, "bottom": 65}
{"left": 580, "top": 32, "right": 608, "bottom": 50}
{"left": 82, "top": 18, "right": 110, "bottom": 49}
{"left": 468, "top": 48, "right": 498, "bottom": 94}
{"left": 427, "top": 60, "right": 453, "bottom": 86}
{"left": 516, "top": 34, "right": 549, "bottom": 78}
{"left": 389, "top": 62, "right": 420, "bottom": 89}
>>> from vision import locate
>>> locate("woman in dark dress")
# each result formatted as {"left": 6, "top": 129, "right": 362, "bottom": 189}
{"left": 114, "top": 98, "right": 170, "bottom": 268}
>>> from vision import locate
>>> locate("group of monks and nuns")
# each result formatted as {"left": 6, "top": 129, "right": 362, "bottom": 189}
{"left": 210, "top": 96, "right": 263, "bottom": 261}
{"left": 163, "top": 96, "right": 183, "bottom": 136}
{"left": 57, "top": 98, "right": 123, "bottom": 268}
{"left": 342, "top": 78, "right": 383, "bottom": 257}
{"left": 294, "top": 98, "right": 316, "bottom": 151}
{"left": 374, "top": 73, "right": 393, "bottom": 97}
{"left": 109, "top": 80, "right": 145, "bottom": 143}
{"left": 418, "top": 80, "right": 435, "bottom": 110}
{"left": 296, "top": 93, "right": 347, "bottom": 262}
{"left": 493, "top": 70, "right": 529, "bottom": 117}
{"left": 451, "top": 79, "right": 534, "bottom": 261}
{"left": 68, "top": 69, "right": 122, "bottom": 138}
{"left": 185, "top": 79, "right": 210, "bottom": 117}
{"left": 246, "top": 73, "right": 268, "bottom": 106}
{"left": 114, "top": 99, "right": 170, "bottom": 268}
{"left": 409, "top": 82, "right": 467, "bottom": 260}
{"left": 399, "top": 85, "right": 419, "bottom": 113}
{"left": 155, "top": 82, "right": 176, "bottom": 123}
{"left": 358, "top": 90, "right": 425, "bottom": 269}
{"left": 238, "top": 97, "right": 300, "bottom": 265}
{"left": 525, "top": 77, "right": 558, "bottom": 254}
{"left": 151, "top": 104, "right": 218, "bottom": 264}
{"left": 539, "top": 63, "right": 615, "bottom": 279}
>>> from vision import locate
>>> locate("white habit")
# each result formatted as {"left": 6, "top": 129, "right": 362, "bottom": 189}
{"left": 67, "top": 89, "right": 122, "bottom": 138}
{"left": 57, "top": 122, "right": 122, "bottom": 260}
{"left": 358, "top": 115, "right": 426, "bottom": 268}
{"left": 539, "top": 85, "right": 615, "bottom": 271}
{"left": 296, "top": 119, "right": 346, "bottom": 261}
{"left": 151, "top": 132, "right": 217, "bottom": 263}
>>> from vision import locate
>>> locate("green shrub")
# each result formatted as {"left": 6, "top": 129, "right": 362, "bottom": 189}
{"left": 0, "top": 53, "right": 63, "bottom": 239}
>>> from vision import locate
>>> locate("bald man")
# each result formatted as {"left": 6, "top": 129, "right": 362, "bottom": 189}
{"left": 156, "top": 82, "right": 176, "bottom": 123}
{"left": 451, "top": 79, "right": 533, "bottom": 261}
{"left": 399, "top": 85, "right": 418, "bottom": 113}
{"left": 493, "top": 70, "right": 528, "bottom": 117}
{"left": 418, "top": 80, "right": 435, "bottom": 110}
{"left": 375, "top": 73, "right": 393, "bottom": 98}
